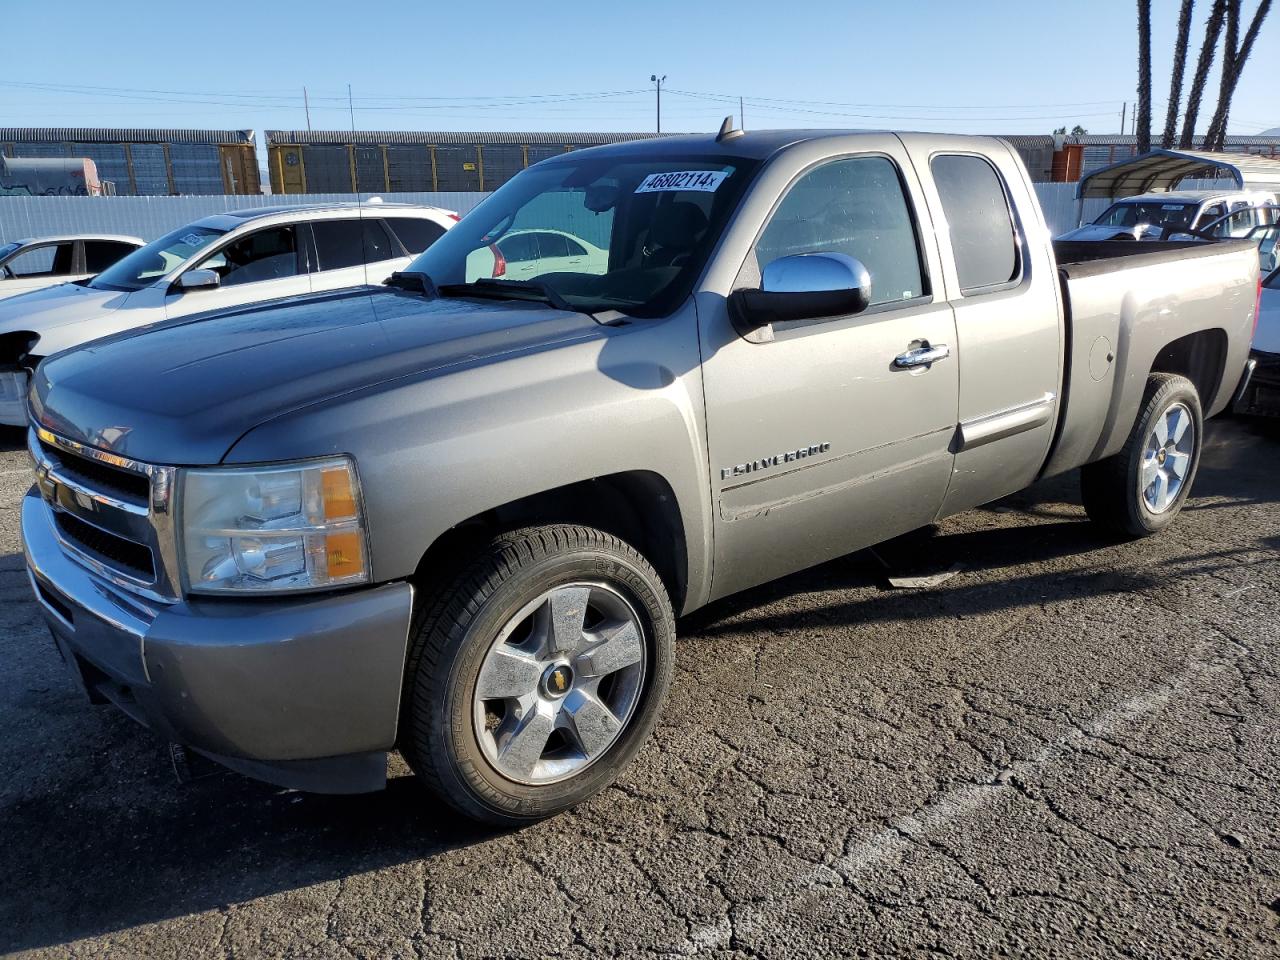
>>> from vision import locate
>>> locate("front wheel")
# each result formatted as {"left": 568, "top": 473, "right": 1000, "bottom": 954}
{"left": 1080, "top": 372, "right": 1203, "bottom": 538}
{"left": 400, "top": 525, "right": 675, "bottom": 825}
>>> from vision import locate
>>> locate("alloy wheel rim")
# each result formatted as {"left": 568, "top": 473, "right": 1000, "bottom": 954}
{"left": 1141, "top": 402, "right": 1195, "bottom": 514}
{"left": 472, "top": 582, "right": 647, "bottom": 785}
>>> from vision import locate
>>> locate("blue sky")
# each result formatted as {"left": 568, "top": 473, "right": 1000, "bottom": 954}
{"left": 3, "top": 0, "right": 1275, "bottom": 137}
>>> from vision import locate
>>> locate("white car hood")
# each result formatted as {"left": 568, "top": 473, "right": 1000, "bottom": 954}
{"left": 1255, "top": 287, "right": 1280, "bottom": 354}
{"left": 0, "top": 282, "right": 134, "bottom": 353}
{"left": 1058, "top": 223, "right": 1164, "bottom": 242}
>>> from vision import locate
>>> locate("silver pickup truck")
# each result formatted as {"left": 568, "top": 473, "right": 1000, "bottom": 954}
{"left": 22, "top": 130, "right": 1260, "bottom": 824}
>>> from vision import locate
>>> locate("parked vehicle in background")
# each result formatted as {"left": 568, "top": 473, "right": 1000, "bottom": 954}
{"left": 1191, "top": 206, "right": 1280, "bottom": 274}
{"left": 1059, "top": 189, "right": 1277, "bottom": 241}
{"left": 0, "top": 235, "right": 142, "bottom": 301}
{"left": 1236, "top": 266, "right": 1280, "bottom": 417}
{"left": 0, "top": 202, "right": 456, "bottom": 425}
{"left": 21, "top": 130, "right": 1259, "bottom": 825}
{"left": 465, "top": 228, "right": 609, "bottom": 280}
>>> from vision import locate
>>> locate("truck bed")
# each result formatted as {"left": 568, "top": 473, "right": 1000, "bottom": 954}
{"left": 1043, "top": 238, "right": 1259, "bottom": 479}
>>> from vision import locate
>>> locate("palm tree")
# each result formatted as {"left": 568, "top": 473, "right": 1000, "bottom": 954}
{"left": 1161, "top": 0, "right": 1196, "bottom": 148}
{"left": 1179, "top": 0, "right": 1229, "bottom": 148}
{"left": 1136, "top": 0, "right": 1153, "bottom": 153}
{"left": 1204, "top": 0, "right": 1273, "bottom": 150}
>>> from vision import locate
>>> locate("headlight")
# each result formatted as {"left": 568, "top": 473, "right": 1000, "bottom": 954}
{"left": 180, "top": 457, "right": 370, "bottom": 595}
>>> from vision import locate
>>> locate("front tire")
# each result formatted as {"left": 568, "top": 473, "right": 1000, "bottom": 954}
{"left": 1080, "top": 372, "right": 1203, "bottom": 538}
{"left": 401, "top": 524, "right": 675, "bottom": 825}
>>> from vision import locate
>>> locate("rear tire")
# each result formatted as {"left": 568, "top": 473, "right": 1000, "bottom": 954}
{"left": 1080, "top": 372, "right": 1203, "bottom": 538}
{"left": 400, "top": 524, "right": 675, "bottom": 825}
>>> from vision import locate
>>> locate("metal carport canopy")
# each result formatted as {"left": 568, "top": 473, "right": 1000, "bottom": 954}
{"left": 1075, "top": 149, "right": 1280, "bottom": 200}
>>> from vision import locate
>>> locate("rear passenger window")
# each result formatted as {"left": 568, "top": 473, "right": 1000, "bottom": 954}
{"left": 311, "top": 220, "right": 365, "bottom": 271}
{"left": 361, "top": 220, "right": 397, "bottom": 264}
{"left": 756, "top": 155, "right": 925, "bottom": 306}
{"left": 312, "top": 219, "right": 398, "bottom": 270}
{"left": 385, "top": 217, "right": 446, "bottom": 254}
{"left": 83, "top": 240, "right": 137, "bottom": 273}
{"left": 931, "top": 154, "right": 1020, "bottom": 294}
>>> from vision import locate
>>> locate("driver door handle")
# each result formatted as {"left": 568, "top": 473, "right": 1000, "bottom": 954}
{"left": 894, "top": 343, "right": 951, "bottom": 368}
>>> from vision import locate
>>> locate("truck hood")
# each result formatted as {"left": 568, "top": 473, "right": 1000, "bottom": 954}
{"left": 0, "top": 282, "right": 131, "bottom": 348}
{"left": 31, "top": 287, "right": 606, "bottom": 464}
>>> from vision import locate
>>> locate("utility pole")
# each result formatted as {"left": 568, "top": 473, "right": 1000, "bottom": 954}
{"left": 739, "top": 95, "right": 745, "bottom": 129}
{"left": 650, "top": 74, "right": 666, "bottom": 133}
{"left": 1119, "top": 101, "right": 1126, "bottom": 136}
{"left": 304, "top": 86, "right": 312, "bottom": 132}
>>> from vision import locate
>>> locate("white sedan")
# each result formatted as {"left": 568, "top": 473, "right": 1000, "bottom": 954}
{"left": 0, "top": 202, "right": 456, "bottom": 425}
{"left": 465, "top": 228, "right": 608, "bottom": 281}
{"left": 0, "top": 234, "right": 142, "bottom": 301}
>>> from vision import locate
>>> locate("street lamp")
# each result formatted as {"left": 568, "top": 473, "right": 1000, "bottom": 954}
{"left": 650, "top": 74, "right": 666, "bottom": 134}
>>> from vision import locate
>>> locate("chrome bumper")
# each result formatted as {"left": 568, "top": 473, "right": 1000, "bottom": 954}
{"left": 22, "top": 489, "right": 415, "bottom": 793}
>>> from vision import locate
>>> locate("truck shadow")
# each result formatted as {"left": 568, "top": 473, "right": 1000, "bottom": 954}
{"left": 0, "top": 418, "right": 1273, "bottom": 951}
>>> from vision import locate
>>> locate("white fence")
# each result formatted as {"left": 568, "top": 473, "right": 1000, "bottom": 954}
{"left": 0, "top": 180, "right": 1243, "bottom": 246}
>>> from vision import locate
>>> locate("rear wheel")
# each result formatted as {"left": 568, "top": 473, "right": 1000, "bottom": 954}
{"left": 1080, "top": 372, "right": 1203, "bottom": 537}
{"left": 401, "top": 524, "right": 675, "bottom": 824}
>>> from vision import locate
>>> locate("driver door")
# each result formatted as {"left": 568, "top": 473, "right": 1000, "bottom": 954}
{"left": 166, "top": 224, "right": 310, "bottom": 319}
{"left": 699, "top": 145, "right": 959, "bottom": 599}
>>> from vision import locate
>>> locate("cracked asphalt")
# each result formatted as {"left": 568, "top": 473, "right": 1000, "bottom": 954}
{"left": 1, "top": 416, "right": 1278, "bottom": 959}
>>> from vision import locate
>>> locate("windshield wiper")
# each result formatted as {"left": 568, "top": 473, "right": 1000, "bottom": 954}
{"left": 384, "top": 270, "right": 439, "bottom": 298}
{"left": 437, "top": 278, "right": 595, "bottom": 318}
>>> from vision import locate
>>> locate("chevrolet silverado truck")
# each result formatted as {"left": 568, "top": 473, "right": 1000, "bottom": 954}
{"left": 22, "top": 130, "right": 1261, "bottom": 824}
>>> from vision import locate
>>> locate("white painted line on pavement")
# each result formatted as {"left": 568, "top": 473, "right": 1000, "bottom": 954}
{"left": 681, "top": 645, "right": 1231, "bottom": 954}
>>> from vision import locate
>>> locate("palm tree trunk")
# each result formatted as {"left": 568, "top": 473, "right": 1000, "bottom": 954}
{"left": 1161, "top": 0, "right": 1196, "bottom": 149}
{"left": 1205, "top": 0, "right": 1242, "bottom": 150}
{"left": 1179, "top": 0, "right": 1229, "bottom": 148}
{"left": 1204, "top": 0, "right": 1272, "bottom": 150}
{"left": 1136, "top": 0, "right": 1153, "bottom": 153}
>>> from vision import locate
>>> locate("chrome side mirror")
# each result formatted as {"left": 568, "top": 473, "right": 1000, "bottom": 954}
{"left": 174, "top": 268, "right": 220, "bottom": 292}
{"left": 730, "top": 252, "right": 871, "bottom": 333}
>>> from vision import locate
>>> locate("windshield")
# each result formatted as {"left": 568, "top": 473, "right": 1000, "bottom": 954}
{"left": 1094, "top": 201, "right": 1195, "bottom": 233}
{"left": 0, "top": 242, "right": 20, "bottom": 262}
{"left": 407, "top": 153, "right": 759, "bottom": 317}
{"left": 89, "top": 224, "right": 224, "bottom": 292}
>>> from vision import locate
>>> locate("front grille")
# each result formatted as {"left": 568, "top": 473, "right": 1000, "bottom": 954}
{"left": 40, "top": 439, "right": 151, "bottom": 503}
{"left": 55, "top": 511, "right": 156, "bottom": 581}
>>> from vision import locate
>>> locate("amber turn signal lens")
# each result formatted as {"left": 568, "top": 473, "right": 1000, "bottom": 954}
{"left": 321, "top": 466, "right": 358, "bottom": 521}
{"left": 325, "top": 530, "right": 365, "bottom": 580}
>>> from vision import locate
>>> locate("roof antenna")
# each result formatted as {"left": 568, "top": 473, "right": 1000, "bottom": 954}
{"left": 716, "top": 115, "right": 744, "bottom": 143}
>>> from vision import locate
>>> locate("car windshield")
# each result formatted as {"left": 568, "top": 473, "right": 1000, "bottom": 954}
{"left": 1095, "top": 201, "right": 1196, "bottom": 232}
{"left": 407, "top": 153, "right": 759, "bottom": 316}
{"left": 89, "top": 225, "right": 224, "bottom": 292}
{"left": 0, "top": 242, "right": 20, "bottom": 262}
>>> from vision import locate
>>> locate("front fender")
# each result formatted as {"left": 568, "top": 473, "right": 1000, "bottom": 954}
{"left": 224, "top": 301, "right": 714, "bottom": 613}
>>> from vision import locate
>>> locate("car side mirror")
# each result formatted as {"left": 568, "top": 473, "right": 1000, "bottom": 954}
{"left": 174, "top": 268, "right": 220, "bottom": 292}
{"left": 729, "top": 253, "right": 871, "bottom": 336}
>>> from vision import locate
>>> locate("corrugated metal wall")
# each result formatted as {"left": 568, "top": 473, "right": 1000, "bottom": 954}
{"left": 0, "top": 180, "right": 1244, "bottom": 246}
{"left": 0, "top": 192, "right": 489, "bottom": 244}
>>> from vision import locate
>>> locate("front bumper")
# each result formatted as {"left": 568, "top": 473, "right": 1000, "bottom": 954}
{"left": 1235, "top": 350, "right": 1280, "bottom": 417}
{"left": 22, "top": 489, "right": 415, "bottom": 793}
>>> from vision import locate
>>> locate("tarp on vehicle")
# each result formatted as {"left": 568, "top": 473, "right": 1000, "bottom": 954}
{"left": 1076, "top": 149, "right": 1280, "bottom": 200}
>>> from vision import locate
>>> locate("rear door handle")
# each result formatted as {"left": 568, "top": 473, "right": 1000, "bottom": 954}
{"left": 894, "top": 343, "right": 951, "bottom": 368}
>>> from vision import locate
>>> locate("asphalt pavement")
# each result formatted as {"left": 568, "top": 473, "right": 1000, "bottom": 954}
{"left": 1, "top": 417, "right": 1277, "bottom": 959}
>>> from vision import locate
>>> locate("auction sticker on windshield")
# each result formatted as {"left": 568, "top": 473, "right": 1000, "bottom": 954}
{"left": 635, "top": 170, "right": 730, "bottom": 193}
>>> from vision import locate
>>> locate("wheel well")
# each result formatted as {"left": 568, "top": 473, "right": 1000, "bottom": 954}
{"left": 413, "top": 472, "right": 689, "bottom": 610}
{"left": 1149, "top": 329, "right": 1227, "bottom": 408}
